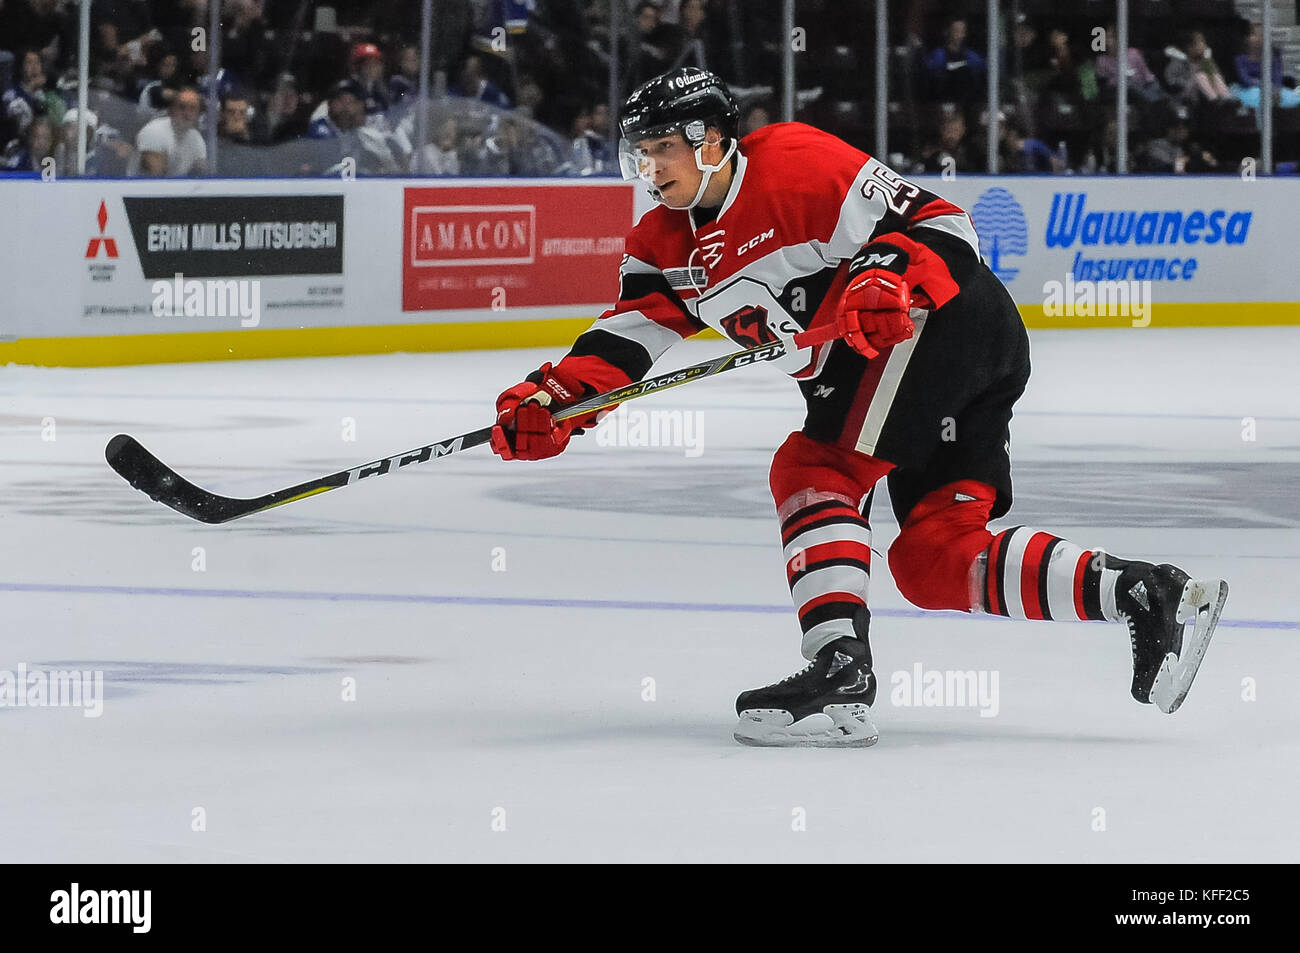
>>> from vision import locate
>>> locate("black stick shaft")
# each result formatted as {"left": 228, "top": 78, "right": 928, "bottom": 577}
{"left": 107, "top": 339, "right": 792, "bottom": 524}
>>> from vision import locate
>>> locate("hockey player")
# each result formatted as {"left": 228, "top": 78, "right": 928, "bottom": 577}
{"left": 489, "top": 68, "right": 1228, "bottom": 747}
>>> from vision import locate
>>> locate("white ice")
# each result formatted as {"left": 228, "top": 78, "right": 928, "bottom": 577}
{"left": 2, "top": 327, "right": 1298, "bottom": 862}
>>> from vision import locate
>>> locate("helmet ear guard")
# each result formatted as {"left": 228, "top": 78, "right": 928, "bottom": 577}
{"left": 683, "top": 130, "right": 737, "bottom": 209}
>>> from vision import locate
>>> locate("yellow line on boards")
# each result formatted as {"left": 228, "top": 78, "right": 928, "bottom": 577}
{"left": 1018, "top": 301, "right": 1300, "bottom": 328}
{"left": 3, "top": 303, "right": 1299, "bottom": 367}
{"left": 0, "top": 318, "right": 598, "bottom": 367}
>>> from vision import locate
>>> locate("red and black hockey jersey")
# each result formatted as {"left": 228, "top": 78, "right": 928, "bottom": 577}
{"left": 554, "top": 122, "right": 982, "bottom": 392}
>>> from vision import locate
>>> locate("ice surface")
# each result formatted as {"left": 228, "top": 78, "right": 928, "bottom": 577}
{"left": 2, "top": 327, "right": 1298, "bottom": 862}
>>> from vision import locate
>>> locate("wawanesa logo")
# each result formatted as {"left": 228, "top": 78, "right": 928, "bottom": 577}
{"left": 1045, "top": 193, "right": 1252, "bottom": 249}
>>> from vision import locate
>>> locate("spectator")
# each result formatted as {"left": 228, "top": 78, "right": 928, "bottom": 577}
{"left": 450, "top": 54, "right": 510, "bottom": 108}
{"left": 0, "top": 0, "right": 66, "bottom": 69}
{"left": 923, "top": 17, "right": 986, "bottom": 103}
{"left": 1144, "top": 110, "right": 1219, "bottom": 174}
{"left": 389, "top": 43, "right": 420, "bottom": 107}
{"left": 411, "top": 115, "right": 461, "bottom": 175}
{"left": 195, "top": 58, "right": 242, "bottom": 106}
{"left": 2, "top": 112, "right": 55, "bottom": 171}
{"left": 218, "top": 94, "right": 252, "bottom": 144}
{"left": 306, "top": 78, "right": 401, "bottom": 175}
{"left": 56, "top": 106, "right": 100, "bottom": 176}
{"left": 513, "top": 72, "right": 544, "bottom": 119}
{"left": 57, "top": 107, "right": 133, "bottom": 177}
{"left": 92, "top": 0, "right": 159, "bottom": 67}
{"left": 1234, "top": 23, "right": 1287, "bottom": 89}
{"left": 1096, "top": 24, "right": 1165, "bottom": 104}
{"left": 623, "top": 1, "right": 671, "bottom": 91}
{"left": 663, "top": 0, "right": 710, "bottom": 71}
{"left": 1042, "top": 27, "right": 1099, "bottom": 103}
{"left": 999, "top": 115, "right": 1058, "bottom": 173}
{"left": 90, "top": 20, "right": 136, "bottom": 95}
{"left": 504, "top": 116, "right": 567, "bottom": 176}
{"left": 920, "top": 110, "right": 975, "bottom": 174}
{"left": 216, "top": 91, "right": 271, "bottom": 175}
{"left": 349, "top": 42, "right": 391, "bottom": 119}
{"left": 251, "top": 72, "right": 311, "bottom": 143}
{"left": 589, "top": 101, "right": 613, "bottom": 151}
{"left": 134, "top": 85, "right": 206, "bottom": 176}
{"left": 3, "top": 48, "right": 63, "bottom": 139}
{"left": 1234, "top": 24, "right": 1300, "bottom": 109}
{"left": 220, "top": 0, "right": 270, "bottom": 93}
{"left": 135, "top": 44, "right": 181, "bottom": 114}
{"left": 1164, "top": 30, "right": 1232, "bottom": 106}
{"left": 741, "top": 101, "right": 772, "bottom": 137}
{"left": 1011, "top": 17, "right": 1048, "bottom": 90}
{"left": 567, "top": 100, "right": 613, "bottom": 174}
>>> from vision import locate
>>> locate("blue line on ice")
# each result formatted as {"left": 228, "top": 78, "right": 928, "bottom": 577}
{"left": 2, "top": 581, "right": 1294, "bottom": 629}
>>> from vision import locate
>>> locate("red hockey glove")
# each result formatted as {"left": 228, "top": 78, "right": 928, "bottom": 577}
{"left": 490, "top": 362, "right": 595, "bottom": 461}
{"left": 794, "top": 233, "right": 958, "bottom": 355}
{"left": 835, "top": 269, "right": 915, "bottom": 358}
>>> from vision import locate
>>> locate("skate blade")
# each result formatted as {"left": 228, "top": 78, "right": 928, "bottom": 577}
{"left": 1149, "top": 578, "right": 1229, "bottom": 714}
{"left": 733, "top": 704, "right": 879, "bottom": 748}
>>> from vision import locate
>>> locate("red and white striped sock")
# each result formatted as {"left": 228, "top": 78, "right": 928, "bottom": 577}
{"left": 979, "top": 526, "right": 1122, "bottom": 622}
{"left": 779, "top": 491, "right": 873, "bottom": 658}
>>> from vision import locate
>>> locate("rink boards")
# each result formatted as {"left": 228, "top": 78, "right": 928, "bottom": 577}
{"left": 1, "top": 173, "right": 1297, "bottom": 366}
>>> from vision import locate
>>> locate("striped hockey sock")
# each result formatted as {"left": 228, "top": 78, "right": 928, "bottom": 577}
{"left": 779, "top": 492, "right": 873, "bottom": 658}
{"left": 980, "top": 526, "right": 1123, "bottom": 622}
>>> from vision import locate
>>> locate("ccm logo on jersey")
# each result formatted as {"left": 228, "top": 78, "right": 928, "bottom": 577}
{"left": 737, "top": 228, "right": 774, "bottom": 256}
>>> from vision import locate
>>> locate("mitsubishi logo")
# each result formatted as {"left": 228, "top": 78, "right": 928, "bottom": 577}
{"left": 85, "top": 201, "right": 119, "bottom": 258}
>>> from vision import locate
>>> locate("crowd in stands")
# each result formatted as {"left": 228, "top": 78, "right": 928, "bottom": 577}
{"left": 1, "top": 0, "right": 1297, "bottom": 177}
{"left": 867, "top": 1, "right": 1300, "bottom": 176}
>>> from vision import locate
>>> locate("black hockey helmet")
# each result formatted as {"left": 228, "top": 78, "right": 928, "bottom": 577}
{"left": 618, "top": 68, "right": 741, "bottom": 208}
{"left": 619, "top": 68, "right": 740, "bottom": 147}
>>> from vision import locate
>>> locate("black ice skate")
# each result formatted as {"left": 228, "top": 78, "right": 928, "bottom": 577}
{"left": 734, "top": 636, "right": 879, "bottom": 747}
{"left": 1116, "top": 561, "right": 1229, "bottom": 714}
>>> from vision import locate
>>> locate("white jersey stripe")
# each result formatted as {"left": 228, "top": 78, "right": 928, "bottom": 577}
{"left": 824, "top": 156, "right": 895, "bottom": 258}
{"left": 999, "top": 527, "right": 1033, "bottom": 620}
{"left": 1046, "top": 538, "right": 1087, "bottom": 621}
{"left": 801, "top": 618, "right": 857, "bottom": 660}
{"left": 911, "top": 211, "right": 980, "bottom": 257}
{"left": 854, "top": 312, "right": 929, "bottom": 456}
{"left": 1101, "top": 569, "right": 1120, "bottom": 622}
{"left": 791, "top": 565, "right": 870, "bottom": 610}
{"left": 587, "top": 308, "right": 687, "bottom": 362}
{"left": 783, "top": 523, "right": 872, "bottom": 564}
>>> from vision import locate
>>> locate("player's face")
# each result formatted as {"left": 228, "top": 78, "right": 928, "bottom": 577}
{"left": 634, "top": 134, "right": 702, "bottom": 206}
{"left": 172, "top": 93, "right": 201, "bottom": 129}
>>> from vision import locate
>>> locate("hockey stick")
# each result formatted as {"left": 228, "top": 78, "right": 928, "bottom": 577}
{"left": 105, "top": 335, "right": 804, "bottom": 524}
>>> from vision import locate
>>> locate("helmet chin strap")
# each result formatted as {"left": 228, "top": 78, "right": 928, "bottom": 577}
{"left": 656, "top": 137, "right": 738, "bottom": 210}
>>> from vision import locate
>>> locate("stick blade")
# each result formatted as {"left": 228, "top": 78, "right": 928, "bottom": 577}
{"left": 105, "top": 434, "right": 239, "bottom": 524}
